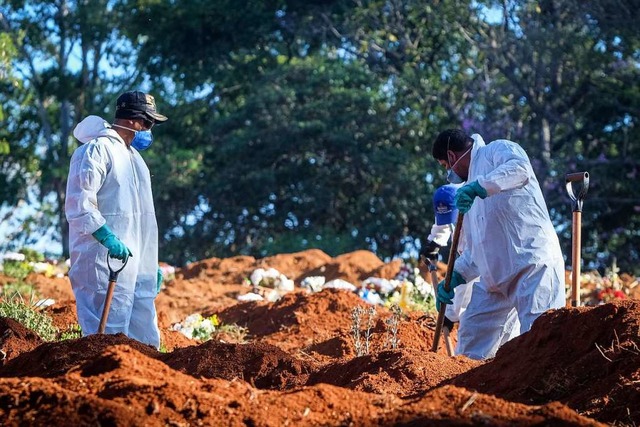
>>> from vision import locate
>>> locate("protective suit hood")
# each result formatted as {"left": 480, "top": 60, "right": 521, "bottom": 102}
{"left": 73, "top": 115, "right": 120, "bottom": 144}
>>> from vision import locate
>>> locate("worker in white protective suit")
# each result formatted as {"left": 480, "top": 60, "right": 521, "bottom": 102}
{"left": 65, "top": 91, "right": 168, "bottom": 349}
{"left": 420, "top": 184, "right": 519, "bottom": 356}
{"left": 431, "top": 129, "right": 565, "bottom": 360}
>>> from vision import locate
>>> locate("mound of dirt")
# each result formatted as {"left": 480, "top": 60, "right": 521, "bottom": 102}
{"left": 256, "top": 249, "right": 334, "bottom": 282}
{"left": 308, "top": 348, "right": 481, "bottom": 397}
{"left": 452, "top": 299, "right": 640, "bottom": 424}
{"left": 0, "top": 342, "right": 603, "bottom": 426}
{"left": 0, "top": 333, "right": 159, "bottom": 378}
{"left": 1, "top": 249, "right": 638, "bottom": 425}
{"left": 217, "top": 290, "right": 452, "bottom": 364}
{"left": 301, "top": 250, "right": 400, "bottom": 285}
{"left": 157, "top": 249, "right": 400, "bottom": 325}
{"left": 162, "top": 340, "right": 315, "bottom": 389}
{"left": 43, "top": 299, "right": 78, "bottom": 331}
{"left": 387, "top": 385, "right": 604, "bottom": 426}
{"left": 0, "top": 317, "right": 43, "bottom": 362}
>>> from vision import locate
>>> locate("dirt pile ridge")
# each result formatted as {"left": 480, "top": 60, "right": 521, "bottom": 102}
{"left": 0, "top": 342, "right": 603, "bottom": 426}
{"left": 215, "top": 289, "right": 450, "bottom": 363}
{"left": 453, "top": 299, "right": 640, "bottom": 424}
{"left": 0, "top": 333, "right": 159, "bottom": 378}
{"left": 0, "top": 317, "right": 43, "bottom": 362}
{"left": 161, "top": 340, "right": 315, "bottom": 389}
{"left": 308, "top": 348, "right": 481, "bottom": 397}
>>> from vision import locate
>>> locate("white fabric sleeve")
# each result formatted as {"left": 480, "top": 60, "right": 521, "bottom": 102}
{"left": 476, "top": 141, "right": 530, "bottom": 196}
{"left": 427, "top": 223, "right": 451, "bottom": 247}
{"left": 65, "top": 142, "right": 109, "bottom": 235}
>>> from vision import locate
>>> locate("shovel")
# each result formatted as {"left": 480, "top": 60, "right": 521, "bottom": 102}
{"left": 432, "top": 213, "right": 464, "bottom": 353}
{"left": 98, "top": 254, "right": 129, "bottom": 334}
{"left": 427, "top": 258, "right": 455, "bottom": 356}
{"left": 566, "top": 171, "right": 589, "bottom": 307}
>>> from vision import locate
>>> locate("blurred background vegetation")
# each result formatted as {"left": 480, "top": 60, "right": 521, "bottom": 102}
{"left": 1, "top": 0, "right": 639, "bottom": 273}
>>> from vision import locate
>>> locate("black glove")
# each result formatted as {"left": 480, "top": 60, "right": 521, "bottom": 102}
{"left": 443, "top": 316, "right": 455, "bottom": 331}
{"left": 420, "top": 240, "right": 441, "bottom": 262}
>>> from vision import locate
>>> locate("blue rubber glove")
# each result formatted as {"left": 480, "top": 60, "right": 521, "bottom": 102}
{"left": 436, "top": 270, "right": 466, "bottom": 311}
{"left": 454, "top": 180, "right": 488, "bottom": 214}
{"left": 157, "top": 267, "right": 163, "bottom": 294}
{"left": 92, "top": 224, "right": 132, "bottom": 261}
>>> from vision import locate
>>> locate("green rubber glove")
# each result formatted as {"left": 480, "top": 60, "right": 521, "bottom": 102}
{"left": 156, "top": 266, "right": 163, "bottom": 294}
{"left": 454, "top": 181, "right": 488, "bottom": 214}
{"left": 92, "top": 224, "right": 132, "bottom": 260}
{"left": 436, "top": 270, "right": 466, "bottom": 311}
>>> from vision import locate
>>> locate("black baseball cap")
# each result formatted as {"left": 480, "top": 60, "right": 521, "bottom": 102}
{"left": 115, "top": 91, "right": 168, "bottom": 123}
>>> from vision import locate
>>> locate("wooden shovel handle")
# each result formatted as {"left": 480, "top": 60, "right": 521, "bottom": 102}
{"left": 98, "top": 279, "right": 117, "bottom": 334}
{"left": 432, "top": 213, "right": 464, "bottom": 352}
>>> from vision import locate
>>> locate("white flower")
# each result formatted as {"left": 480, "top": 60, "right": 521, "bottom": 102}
{"left": 199, "top": 319, "right": 216, "bottom": 334}
{"left": 301, "top": 276, "right": 325, "bottom": 292}
{"left": 324, "top": 279, "right": 357, "bottom": 291}
{"left": 3, "top": 252, "right": 26, "bottom": 262}
{"left": 359, "top": 289, "right": 384, "bottom": 305}
{"left": 237, "top": 292, "right": 264, "bottom": 302}
{"left": 275, "top": 275, "right": 294, "bottom": 292}
{"left": 180, "top": 327, "right": 194, "bottom": 339}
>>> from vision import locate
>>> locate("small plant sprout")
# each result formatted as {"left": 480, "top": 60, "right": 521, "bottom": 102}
{"left": 385, "top": 304, "right": 402, "bottom": 350}
{"left": 364, "top": 306, "right": 376, "bottom": 355}
{"left": 351, "top": 305, "right": 377, "bottom": 357}
{"left": 351, "top": 306, "right": 364, "bottom": 356}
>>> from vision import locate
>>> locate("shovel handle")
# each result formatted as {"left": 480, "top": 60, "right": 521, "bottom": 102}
{"left": 432, "top": 213, "right": 464, "bottom": 353}
{"left": 98, "top": 279, "right": 117, "bottom": 334}
{"left": 565, "top": 172, "right": 589, "bottom": 212}
{"left": 99, "top": 254, "right": 129, "bottom": 334}
{"left": 427, "top": 259, "right": 454, "bottom": 354}
{"left": 107, "top": 254, "right": 128, "bottom": 281}
{"left": 565, "top": 171, "right": 588, "bottom": 306}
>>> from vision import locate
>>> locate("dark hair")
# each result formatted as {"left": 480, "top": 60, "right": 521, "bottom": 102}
{"left": 432, "top": 129, "right": 473, "bottom": 160}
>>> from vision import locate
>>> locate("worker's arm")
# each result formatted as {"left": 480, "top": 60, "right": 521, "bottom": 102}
{"left": 476, "top": 140, "right": 531, "bottom": 196}
{"left": 65, "top": 141, "right": 109, "bottom": 235}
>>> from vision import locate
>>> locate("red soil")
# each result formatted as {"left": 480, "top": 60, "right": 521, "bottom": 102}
{"left": 0, "top": 248, "right": 635, "bottom": 425}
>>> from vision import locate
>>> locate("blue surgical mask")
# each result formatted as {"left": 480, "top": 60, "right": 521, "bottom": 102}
{"left": 131, "top": 130, "right": 153, "bottom": 150}
{"left": 447, "top": 168, "right": 465, "bottom": 184}
{"left": 112, "top": 123, "right": 154, "bottom": 150}
{"left": 446, "top": 145, "right": 472, "bottom": 184}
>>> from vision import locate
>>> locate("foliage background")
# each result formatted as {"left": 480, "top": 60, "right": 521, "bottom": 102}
{"left": 1, "top": 0, "right": 639, "bottom": 273}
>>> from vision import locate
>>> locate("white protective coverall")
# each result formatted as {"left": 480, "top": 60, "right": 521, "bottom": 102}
{"left": 453, "top": 134, "right": 565, "bottom": 360}
{"left": 65, "top": 115, "right": 160, "bottom": 348}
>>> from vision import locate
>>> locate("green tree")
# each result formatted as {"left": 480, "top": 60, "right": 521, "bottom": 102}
{"left": 1, "top": 0, "right": 147, "bottom": 255}
{"left": 467, "top": 0, "right": 640, "bottom": 272}
{"left": 155, "top": 57, "right": 432, "bottom": 263}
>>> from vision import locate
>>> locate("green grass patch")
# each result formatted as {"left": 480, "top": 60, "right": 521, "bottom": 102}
{"left": 0, "top": 295, "right": 58, "bottom": 341}
{"left": 59, "top": 323, "right": 82, "bottom": 341}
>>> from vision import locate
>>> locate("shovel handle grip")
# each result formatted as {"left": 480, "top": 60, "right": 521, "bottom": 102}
{"left": 565, "top": 171, "right": 589, "bottom": 212}
{"left": 107, "top": 254, "right": 129, "bottom": 281}
{"left": 566, "top": 172, "right": 589, "bottom": 183}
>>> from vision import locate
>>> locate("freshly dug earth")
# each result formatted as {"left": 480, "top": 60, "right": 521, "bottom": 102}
{"left": 0, "top": 249, "right": 636, "bottom": 425}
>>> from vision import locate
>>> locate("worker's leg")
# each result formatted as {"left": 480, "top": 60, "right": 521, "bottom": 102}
{"left": 73, "top": 283, "right": 135, "bottom": 336}
{"left": 456, "top": 282, "right": 517, "bottom": 360}
{"left": 128, "top": 296, "right": 160, "bottom": 349}
{"left": 516, "top": 259, "right": 566, "bottom": 333}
